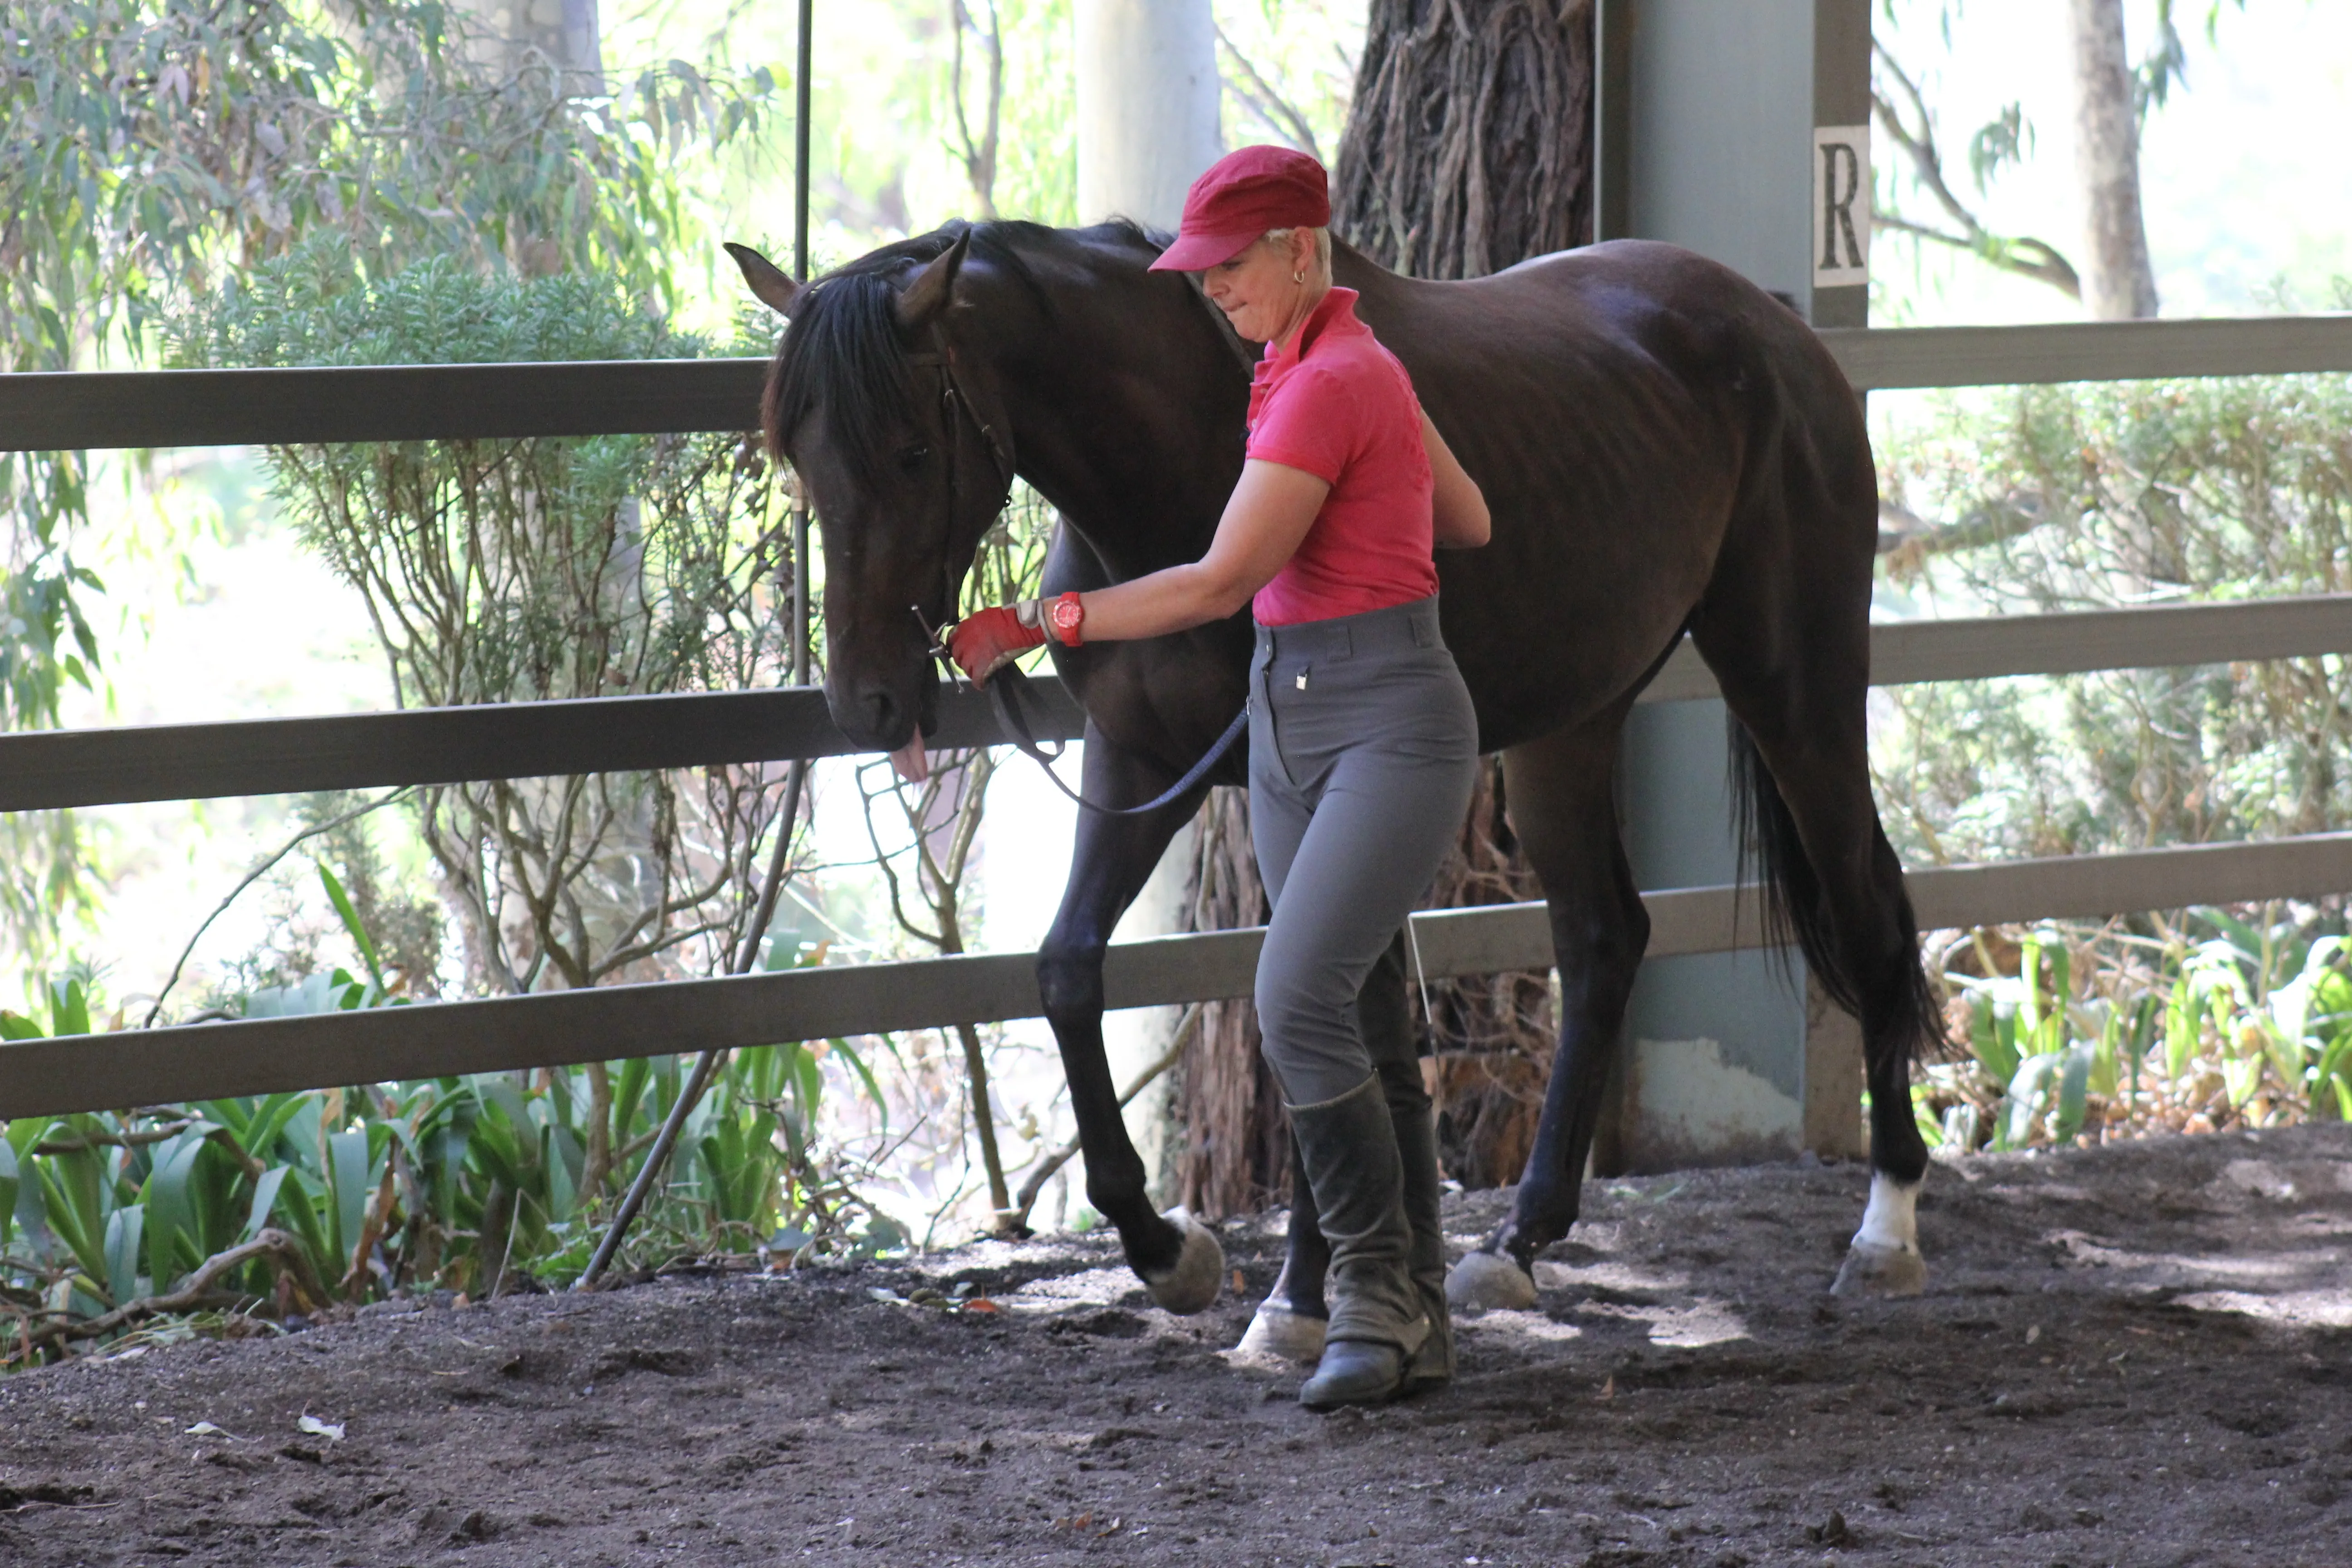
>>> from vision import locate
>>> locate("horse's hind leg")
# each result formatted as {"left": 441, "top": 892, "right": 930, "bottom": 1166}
{"left": 1720, "top": 707, "right": 1933, "bottom": 1296}
{"left": 1693, "top": 534, "right": 1937, "bottom": 1298}
{"left": 1448, "top": 714, "right": 1649, "bottom": 1310}
{"left": 1235, "top": 1137, "right": 1330, "bottom": 1359}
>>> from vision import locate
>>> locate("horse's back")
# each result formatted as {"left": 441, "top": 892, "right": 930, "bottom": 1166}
{"left": 1334, "top": 239, "right": 1870, "bottom": 746}
{"left": 1350, "top": 239, "right": 1852, "bottom": 414}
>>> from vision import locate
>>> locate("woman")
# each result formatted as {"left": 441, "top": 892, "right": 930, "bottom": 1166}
{"left": 949, "top": 145, "right": 1490, "bottom": 1409}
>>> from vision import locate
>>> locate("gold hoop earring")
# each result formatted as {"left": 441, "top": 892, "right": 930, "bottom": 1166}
{"left": 1293, "top": 270, "right": 1306, "bottom": 284}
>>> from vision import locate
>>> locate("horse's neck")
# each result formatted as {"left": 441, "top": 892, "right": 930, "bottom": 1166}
{"left": 989, "top": 255, "right": 1250, "bottom": 583}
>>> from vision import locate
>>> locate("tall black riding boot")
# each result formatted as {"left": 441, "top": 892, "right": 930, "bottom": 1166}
{"left": 1290, "top": 1076, "right": 1427, "bottom": 1410}
{"left": 1389, "top": 1087, "right": 1454, "bottom": 1391}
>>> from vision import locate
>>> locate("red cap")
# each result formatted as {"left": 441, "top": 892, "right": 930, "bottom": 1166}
{"left": 1148, "top": 145, "right": 1332, "bottom": 271}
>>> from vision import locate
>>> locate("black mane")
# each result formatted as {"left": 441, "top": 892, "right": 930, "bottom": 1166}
{"left": 760, "top": 219, "right": 1167, "bottom": 486}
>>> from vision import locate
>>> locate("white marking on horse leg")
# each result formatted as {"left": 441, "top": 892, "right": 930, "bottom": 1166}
{"left": 1831, "top": 1173, "right": 1927, "bottom": 1298}
{"left": 1854, "top": 1173, "right": 1920, "bottom": 1252}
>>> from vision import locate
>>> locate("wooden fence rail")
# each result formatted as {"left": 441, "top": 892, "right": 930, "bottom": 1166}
{"left": 5, "top": 593, "right": 2346, "bottom": 811}
{"left": 5, "top": 314, "right": 2350, "bottom": 454}
{"left": 7, "top": 832, "right": 2348, "bottom": 1120}
{"left": 4, "top": 313, "right": 2351, "bottom": 1121}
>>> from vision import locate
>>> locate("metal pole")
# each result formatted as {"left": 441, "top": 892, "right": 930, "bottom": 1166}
{"left": 577, "top": 3, "right": 819, "bottom": 1290}
{"left": 792, "top": 0, "right": 814, "bottom": 685}
{"left": 577, "top": 762, "right": 806, "bottom": 1289}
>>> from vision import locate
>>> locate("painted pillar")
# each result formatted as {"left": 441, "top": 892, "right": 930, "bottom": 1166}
{"left": 1075, "top": 0, "right": 1222, "bottom": 1196}
{"left": 1594, "top": 0, "right": 1871, "bottom": 1171}
{"left": 1075, "top": 0, "right": 1224, "bottom": 228}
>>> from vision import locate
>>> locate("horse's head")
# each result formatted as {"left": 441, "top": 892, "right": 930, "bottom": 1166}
{"left": 728, "top": 227, "right": 1015, "bottom": 758}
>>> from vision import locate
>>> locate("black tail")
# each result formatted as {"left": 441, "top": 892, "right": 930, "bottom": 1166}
{"left": 1724, "top": 718, "right": 1944, "bottom": 1066}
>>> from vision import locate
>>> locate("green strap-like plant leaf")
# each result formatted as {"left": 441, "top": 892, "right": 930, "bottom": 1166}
{"left": 241, "top": 1165, "right": 293, "bottom": 1246}
{"left": 141, "top": 1130, "right": 210, "bottom": 1296}
{"left": 327, "top": 1127, "right": 374, "bottom": 1269}
{"left": 103, "top": 1202, "right": 145, "bottom": 1312}
{"left": 0, "top": 1134, "right": 18, "bottom": 1254}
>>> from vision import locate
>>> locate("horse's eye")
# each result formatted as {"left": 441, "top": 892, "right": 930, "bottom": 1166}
{"left": 897, "top": 444, "right": 931, "bottom": 475}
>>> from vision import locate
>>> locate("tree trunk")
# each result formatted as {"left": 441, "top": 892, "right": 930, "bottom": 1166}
{"left": 2068, "top": 0, "right": 2158, "bottom": 319}
{"left": 1332, "top": 0, "right": 1597, "bottom": 279}
{"left": 1168, "top": 0, "right": 1593, "bottom": 1215}
{"left": 1416, "top": 760, "right": 1555, "bottom": 1187}
{"left": 454, "top": 0, "right": 605, "bottom": 92}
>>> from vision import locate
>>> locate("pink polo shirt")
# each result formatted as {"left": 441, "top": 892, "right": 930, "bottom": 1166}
{"left": 1245, "top": 287, "right": 1438, "bottom": 627}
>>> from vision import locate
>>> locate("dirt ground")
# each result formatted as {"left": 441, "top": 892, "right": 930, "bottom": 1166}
{"left": 4, "top": 1124, "right": 2350, "bottom": 1568}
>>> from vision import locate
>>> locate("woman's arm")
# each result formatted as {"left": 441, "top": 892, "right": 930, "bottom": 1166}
{"left": 1422, "top": 409, "right": 1490, "bottom": 549}
{"left": 1070, "top": 459, "right": 1331, "bottom": 641}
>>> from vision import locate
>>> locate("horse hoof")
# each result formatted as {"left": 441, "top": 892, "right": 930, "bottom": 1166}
{"left": 1830, "top": 1241, "right": 1927, "bottom": 1298}
{"left": 1233, "top": 1303, "right": 1327, "bottom": 1363}
{"left": 1141, "top": 1206, "right": 1224, "bottom": 1315}
{"left": 1444, "top": 1249, "right": 1537, "bottom": 1313}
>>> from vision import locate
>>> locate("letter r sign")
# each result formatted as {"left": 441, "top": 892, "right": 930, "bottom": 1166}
{"left": 1812, "top": 125, "right": 1871, "bottom": 287}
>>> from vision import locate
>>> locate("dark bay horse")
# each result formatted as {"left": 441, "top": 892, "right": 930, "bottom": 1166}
{"left": 726, "top": 218, "right": 1940, "bottom": 1324}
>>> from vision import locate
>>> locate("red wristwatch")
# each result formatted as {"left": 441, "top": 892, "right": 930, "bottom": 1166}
{"left": 1046, "top": 591, "right": 1086, "bottom": 647}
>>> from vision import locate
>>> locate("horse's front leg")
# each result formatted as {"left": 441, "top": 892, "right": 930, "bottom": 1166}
{"left": 1449, "top": 719, "right": 1649, "bottom": 1311}
{"left": 1035, "top": 726, "right": 1225, "bottom": 1313}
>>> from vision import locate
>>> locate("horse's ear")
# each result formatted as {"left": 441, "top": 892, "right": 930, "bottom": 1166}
{"left": 725, "top": 242, "right": 804, "bottom": 318}
{"left": 894, "top": 229, "right": 971, "bottom": 332}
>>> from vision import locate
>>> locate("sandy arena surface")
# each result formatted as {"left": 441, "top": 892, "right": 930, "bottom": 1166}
{"left": 3, "top": 1122, "right": 2349, "bottom": 1566}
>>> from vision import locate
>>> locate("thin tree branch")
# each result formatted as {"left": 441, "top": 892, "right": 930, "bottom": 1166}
{"left": 1871, "top": 40, "right": 2083, "bottom": 301}
{"left": 143, "top": 788, "right": 416, "bottom": 1027}
{"left": 1008, "top": 1004, "right": 1205, "bottom": 1229}
{"left": 1216, "top": 24, "right": 1323, "bottom": 162}
{"left": 15, "top": 1229, "right": 330, "bottom": 1358}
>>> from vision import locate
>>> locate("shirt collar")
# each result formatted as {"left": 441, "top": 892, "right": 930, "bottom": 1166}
{"left": 1258, "top": 287, "right": 1362, "bottom": 375}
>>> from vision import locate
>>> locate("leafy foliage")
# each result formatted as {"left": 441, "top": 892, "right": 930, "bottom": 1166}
{"left": 1879, "top": 372, "right": 2352, "bottom": 1152}
{"left": 171, "top": 240, "right": 798, "bottom": 995}
{"left": 3, "top": 929, "right": 894, "bottom": 1367}
{"left": 0, "top": 0, "right": 777, "bottom": 971}
{"left": 1876, "top": 375, "right": 2352, "bottom": 864}
{"left": 4, "top": 0, "right": 772, "bottom": 365}
{"left": 1915, "top": 910, "right": 2352, "bottom": 1154}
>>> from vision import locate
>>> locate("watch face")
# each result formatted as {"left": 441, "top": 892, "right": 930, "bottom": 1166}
{"left": 1051, "top": 599, "right": 1083, "bottom": 634}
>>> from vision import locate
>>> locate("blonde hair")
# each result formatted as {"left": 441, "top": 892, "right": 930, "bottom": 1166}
{"left": 1260, "top": 225, "right": 1333, "bottom": 289}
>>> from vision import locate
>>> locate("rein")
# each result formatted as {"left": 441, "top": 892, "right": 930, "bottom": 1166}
{"left": 909, "top": 279, "right": 1257, "bottom": 817}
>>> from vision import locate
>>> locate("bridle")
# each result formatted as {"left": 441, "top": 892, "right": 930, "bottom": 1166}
{"left": 900, "top": 282, "right": 1256, "bottom": 818}
{"left": 902, "top": 319, "right": 1014, "bottom": 637}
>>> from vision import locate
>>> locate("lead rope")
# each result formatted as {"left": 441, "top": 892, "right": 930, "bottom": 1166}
{"left": 988, "top": 664, "right": 1247, "bottom": 817}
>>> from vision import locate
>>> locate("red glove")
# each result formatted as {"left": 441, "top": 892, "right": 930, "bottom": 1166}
{"left": 947, "top": 603, "right": 1047, "bottom": 686}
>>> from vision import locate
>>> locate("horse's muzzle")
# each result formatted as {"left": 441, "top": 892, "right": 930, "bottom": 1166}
{"left": 827, "top": 665, "right": 939, "bottom": 755}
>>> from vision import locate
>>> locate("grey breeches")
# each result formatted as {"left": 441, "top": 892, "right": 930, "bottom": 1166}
{"left": 1248, "top": 595, "right": 1480, "bottom": 1107}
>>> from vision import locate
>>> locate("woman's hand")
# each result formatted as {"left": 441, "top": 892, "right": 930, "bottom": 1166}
{"left": 947, "top": 603, "right": 1046, "bottom": 686}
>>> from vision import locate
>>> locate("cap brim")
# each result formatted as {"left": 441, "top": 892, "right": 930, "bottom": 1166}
{"left": 1147, "top": 230, "right": 1264, "bottom": 271}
